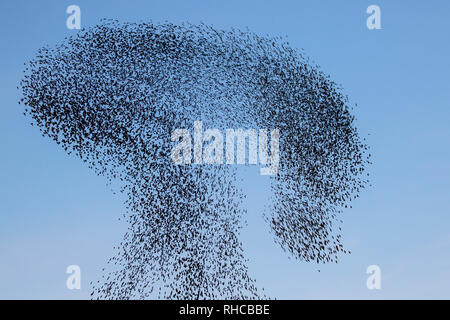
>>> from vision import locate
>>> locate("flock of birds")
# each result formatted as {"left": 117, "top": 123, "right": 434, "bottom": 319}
{"left": 19, "top": 20, "right": 370, "bottom": 299}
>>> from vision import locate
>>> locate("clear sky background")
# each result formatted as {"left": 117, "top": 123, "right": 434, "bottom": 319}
{"left": 1, "top": 0, "right": 450, "bottom": 299}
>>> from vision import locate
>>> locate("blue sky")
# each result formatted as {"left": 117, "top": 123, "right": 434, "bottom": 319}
{"left": 1, "top": 0, "right": 450, "bottom": 299}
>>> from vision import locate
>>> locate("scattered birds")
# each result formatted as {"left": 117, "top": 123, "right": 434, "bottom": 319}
{"left": 19, "top": 20, "right": 370, "bottom": 299}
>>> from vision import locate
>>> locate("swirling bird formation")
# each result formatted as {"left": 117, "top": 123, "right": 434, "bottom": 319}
{"left": 19, "top": 20, "right": 369, "bottom": 299}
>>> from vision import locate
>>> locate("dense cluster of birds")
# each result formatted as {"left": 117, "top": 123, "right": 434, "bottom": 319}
{"left": 19, "top": 20, "right": 369, "bottom": 299}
